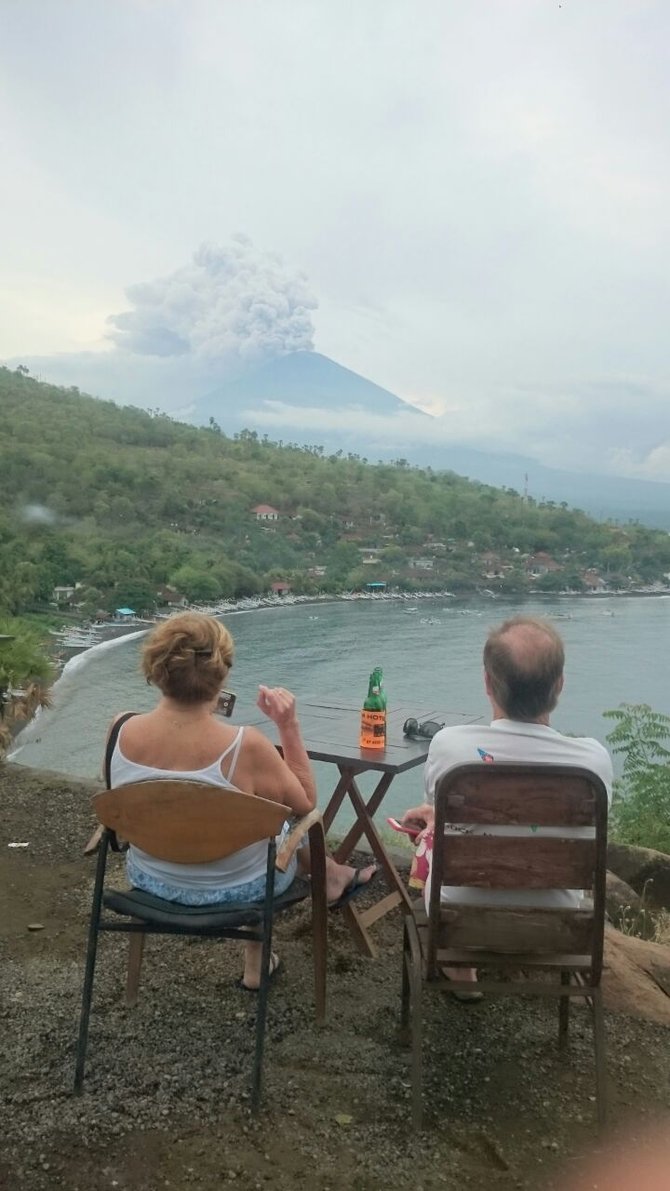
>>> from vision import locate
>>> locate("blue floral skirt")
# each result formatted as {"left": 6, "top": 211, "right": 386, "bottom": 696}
{"left": 125, "top": 852, "right": 299, "bottom": 907}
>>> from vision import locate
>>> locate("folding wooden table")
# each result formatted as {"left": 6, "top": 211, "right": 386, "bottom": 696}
{"left": 253, "top": 702, "right": 481, "bottom": 958}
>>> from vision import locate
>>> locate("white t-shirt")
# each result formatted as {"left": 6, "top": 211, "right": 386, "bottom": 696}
{"left": 423, "top": 719, "right": 613, "bottom": 909}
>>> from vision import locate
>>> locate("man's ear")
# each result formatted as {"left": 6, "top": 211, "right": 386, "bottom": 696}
{"left": 484, "top": 668, "right": 493, "bottom": 697}
{"left": 557, "top": 673, "right": 565, "bottom": 696}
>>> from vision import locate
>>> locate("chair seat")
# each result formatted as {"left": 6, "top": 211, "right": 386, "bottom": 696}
{"left": 103, "top": 876, "right": 311, "bottom": 931}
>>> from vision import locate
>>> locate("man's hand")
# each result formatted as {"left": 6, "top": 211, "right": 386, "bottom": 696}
{"left": 401, "top": 802, "right": 435, "bottom": 840}
{"left": 256, "top": 685, "right": 299, "bottom": 730}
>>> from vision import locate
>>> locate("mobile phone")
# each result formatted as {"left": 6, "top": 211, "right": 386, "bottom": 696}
{"left": 387, "top": 816, "right": 421, "bottom": 838}
{"left": 215, "top": 690, "right": 237, "bottom": 718}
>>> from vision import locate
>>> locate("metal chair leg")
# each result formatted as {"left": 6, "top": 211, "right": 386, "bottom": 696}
{"left": 400, "top": 920, "right": 410, "bottom": 1041}
{"left": 591, "top": 988, "right": 608, "bottom": 1129}
{"left": 308, "top": 822, "right": 328, "bottom": 1025}
{"left": 558, "top": 969, "right": 570, "bottom": 1050}
{"left": 402, "top": 915, "right": 424, "bottom": 1129}
{"left": 409, "top": 957, "right": 423, "bottom": 1129}
{"left": 125, "top": 926, "right": 146, "bottom": 1008}
{"left": 251, "top": 843, "right": 277, "bottom": 1115}
{"left": 74, "top": 833, "right": 109, "bottom": 1092}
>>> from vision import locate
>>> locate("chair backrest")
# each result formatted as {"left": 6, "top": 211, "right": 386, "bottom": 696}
{"left": 428, "top": 763, "right": 608, "bottom": 975}
{"left": 93, "top": 781, "right": 288, "bottom": 864}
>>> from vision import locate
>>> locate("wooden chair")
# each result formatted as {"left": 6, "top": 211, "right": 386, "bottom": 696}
{"left": 74, "top": 781, "right": 327, "bottom": 1112}
{"left": 400, "top": 763, "right": 609, "bottom": 1129}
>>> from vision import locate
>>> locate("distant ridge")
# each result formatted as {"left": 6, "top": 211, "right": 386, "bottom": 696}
{"left": 194, "top": 349, "right": 423, "bottom": 422}
{"left": 8, "top": 346, "right": 670, "bottom": 528}
{"left": 408, "top": 443, "right": 670, "bottom": 530}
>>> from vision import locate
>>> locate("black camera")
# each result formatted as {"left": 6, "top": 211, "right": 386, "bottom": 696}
{"left": 403, "top": 718, "right": 444, "bottom": 740}
{"left": 215, "top": 690, "right": 237, "bottom": 718}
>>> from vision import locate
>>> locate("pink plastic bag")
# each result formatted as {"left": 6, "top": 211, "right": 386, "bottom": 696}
{"left": 408, "top": 829, "right": 434, "bottom": 890}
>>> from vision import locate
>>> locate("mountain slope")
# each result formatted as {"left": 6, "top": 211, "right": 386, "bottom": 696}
{"left": 407, "top": 443, "right": 670, "bottom": 528}
{"left": 194, "top": 350, "right": 422, "bottom": 421}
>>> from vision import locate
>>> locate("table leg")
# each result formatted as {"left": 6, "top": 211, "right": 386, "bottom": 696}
{"left": 343, "top": 780, "right": 413, "bottom": 913}
{"left": 325, "top": 768, "right": 414, "bottom": 957}
{"left": 333, "top": 770, "right": 393, "bottom": 860}
{"left": 321, "top": 771, "right": 352, "bottom": 835}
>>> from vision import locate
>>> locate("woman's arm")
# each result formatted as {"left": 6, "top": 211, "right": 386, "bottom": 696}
{"left": 248, "top": 686, "right": 316, "bottom": 815}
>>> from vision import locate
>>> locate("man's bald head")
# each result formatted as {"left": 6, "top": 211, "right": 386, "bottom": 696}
{"left": 483, "top": 618, "right": 565, "bottom": 722}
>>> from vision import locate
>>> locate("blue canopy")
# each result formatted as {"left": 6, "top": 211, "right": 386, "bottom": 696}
{"left": 115, "top": 607, "right": 136, "bottom": 616}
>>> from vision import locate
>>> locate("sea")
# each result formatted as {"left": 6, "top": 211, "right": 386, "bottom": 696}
{"left": 10, "top": 594, "right": 670, "bottom": 825}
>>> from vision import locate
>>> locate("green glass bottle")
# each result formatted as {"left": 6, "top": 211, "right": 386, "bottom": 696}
{"left": 360, "top": 667, "right": 387, "bottom": 749}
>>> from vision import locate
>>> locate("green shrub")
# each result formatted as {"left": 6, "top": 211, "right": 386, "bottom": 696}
{"left": 604, "top": 703, "right": 670, "bottom": 854}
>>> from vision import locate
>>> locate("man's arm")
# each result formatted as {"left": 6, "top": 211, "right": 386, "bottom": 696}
{"left": 400, "top": 802, "right": 434, "bottom": 837}
{"left": 401, "top": 734, "right": 442, "bottom": 835}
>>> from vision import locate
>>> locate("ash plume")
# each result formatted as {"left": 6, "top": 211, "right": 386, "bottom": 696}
{"left": 107, "top": 236, "right": 317, "bottom": 365}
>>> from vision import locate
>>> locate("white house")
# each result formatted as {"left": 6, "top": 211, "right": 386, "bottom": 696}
{"left": 252, "top": 504, "right": 280, "bottom": 522}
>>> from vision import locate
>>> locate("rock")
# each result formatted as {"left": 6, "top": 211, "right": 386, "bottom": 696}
{"left": 606, "top": 871, "right": 643, "bottom": 922}
{"left": 603, "top": 925, "right": 670, "bottom": 1024}
{"left": 27, "top": 923, "right": 45, "bottom": 932}
{"left": 607, "top": 843, "right": 670, "bottom": 910}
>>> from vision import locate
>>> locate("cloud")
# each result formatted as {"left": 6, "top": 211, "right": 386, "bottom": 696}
{"left": 107, "top": 236, "right": 317, "bottom": 365}
{"left": 238, "top": 390, "right": 670, "bottom": 484}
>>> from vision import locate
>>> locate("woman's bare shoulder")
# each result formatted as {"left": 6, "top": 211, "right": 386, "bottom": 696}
{"left": 240, "top": 724, "right": 275, "bottom": 752}
{"left": 105, "top": 709, "right": 143, "bottom": 741}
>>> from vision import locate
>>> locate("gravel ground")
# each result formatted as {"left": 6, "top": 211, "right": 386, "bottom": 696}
{"left": 2, "top": 762, "right": 670, "bottom": 1191}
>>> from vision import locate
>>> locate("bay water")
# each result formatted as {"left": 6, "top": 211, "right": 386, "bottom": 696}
{"left": 11, "top": 595, "right": 670, "bottom": 824}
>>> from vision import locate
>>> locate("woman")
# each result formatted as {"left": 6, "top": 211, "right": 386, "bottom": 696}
{"left": 106, "top": 612, "right": 375, "bottom": 989}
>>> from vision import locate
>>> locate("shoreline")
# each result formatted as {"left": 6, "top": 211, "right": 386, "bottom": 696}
{"left": 7, "top": 585, "right": 666, "bottom": 771}
{"left": 33, "top": 580, "right": 670, "bottom": 688}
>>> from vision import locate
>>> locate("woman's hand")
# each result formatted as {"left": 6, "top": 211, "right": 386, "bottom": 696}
{"left": 256, "top": 685, "right": 299, "bottom": 730}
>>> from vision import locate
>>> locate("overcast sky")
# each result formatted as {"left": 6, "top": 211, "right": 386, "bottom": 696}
{"left": 2, "top": 0, "right": 669, "bottom": 480}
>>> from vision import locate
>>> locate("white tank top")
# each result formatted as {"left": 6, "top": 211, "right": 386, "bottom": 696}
{"left": 110, "top": 723, "right": 276, "bottom": 891}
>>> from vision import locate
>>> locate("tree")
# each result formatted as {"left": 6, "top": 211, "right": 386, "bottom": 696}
{"left": 0, "top": 618, "right": 53, "bottom": 752}
{"left": 605, "top": 704, "right": 670, "bottom": 853}
{"left": 170, "top": 566, "right": 222, "bottom": 603}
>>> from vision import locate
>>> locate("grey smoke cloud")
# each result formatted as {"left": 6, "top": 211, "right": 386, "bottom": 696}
{"left": 107, "top": 236, "right": 317, "bottom": 364}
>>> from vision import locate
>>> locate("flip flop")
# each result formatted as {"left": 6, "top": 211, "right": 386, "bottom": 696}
{"left": 441, "top": 972, "right": 483, "bottom": 1003}
{"left": 237, "top": 952, "right": 282, "bottom": 992}
{"left": 449, "top": 988, "right": 484, "bottom": 1003}
{"left": 328, "top": 868, "right": 378, "bottom": 912}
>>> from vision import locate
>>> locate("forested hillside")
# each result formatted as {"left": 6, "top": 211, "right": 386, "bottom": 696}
{"left": 2, "top": 365, "right": 670, "bottom": 618}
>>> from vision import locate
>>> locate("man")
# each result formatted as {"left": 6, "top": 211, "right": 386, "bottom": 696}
{"left": 402, "top": 616, "right": 613, "bottom": 995}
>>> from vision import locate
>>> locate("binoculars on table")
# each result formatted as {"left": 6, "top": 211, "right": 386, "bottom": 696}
{"left": 402, "top": 718, "right": 445, "bottom": 740}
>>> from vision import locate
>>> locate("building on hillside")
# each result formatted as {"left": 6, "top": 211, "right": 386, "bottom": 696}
{"left": 479, "top": 553, "right": 504, "bottom": 579}
{"left": 582, "top": 569, "right": 608, "bottom": 592}
{"left": 408, "top": 557, "right": 435, "bottom": 571}
{"left": 525, "top": 552, "right": 561, "bottom": 578}
{"left": 52, "top": 584, "right": 77, "bottom": 604}
{"left": 155, "top": 585, "right": 188, "bottom": 608}
{"left": 114, "top": 607, "right": 136, "bottom": 621}
{"left": 308, "top": 566, "right": 327, "bottom": 578}
{"left": 365, "top": 581, "right": 387, "bottom": 592}
{"left": 252, "top": 504, "right": 280, "bottom": 521}
{"left": 270, "top": 581, "right": 292, "bottom": 596}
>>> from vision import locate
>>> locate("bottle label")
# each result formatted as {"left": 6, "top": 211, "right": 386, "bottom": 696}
{"left": 360, "top": 709, "right": 386, "bottom": 750}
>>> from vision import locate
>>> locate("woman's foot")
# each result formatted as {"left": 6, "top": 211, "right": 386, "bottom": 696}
{"left": 325, "top": 859, "right": 377, "bottom": 907}
{"left": 239, "top": 949, "right": 282, "bottom": 991}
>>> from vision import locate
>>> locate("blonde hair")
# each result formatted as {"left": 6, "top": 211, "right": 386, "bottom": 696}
{"left": 483, "top": 617, "right": 564, "bottom": 721}
{"left": 142, "top": 613, "right": 234, "bottom": 704}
